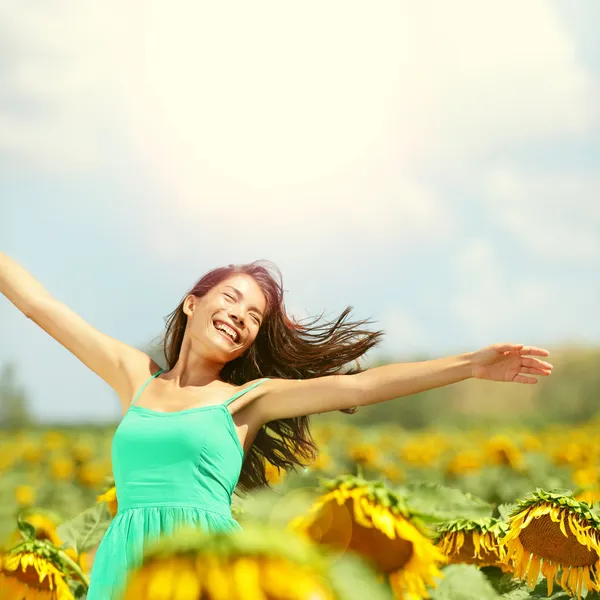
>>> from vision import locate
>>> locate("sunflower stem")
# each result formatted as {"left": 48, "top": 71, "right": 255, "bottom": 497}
{"left": 56, "top": 548, "right": 89, "bottom": 589}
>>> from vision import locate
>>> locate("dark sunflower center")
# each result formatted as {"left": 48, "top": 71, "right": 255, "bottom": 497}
{"left": 10, "top": 563, "right": 52, "bottom": 589}
{"left": 306, "top": 497, "right": 413, "bottom": 573}
{"left": 519, "top": 513, "right": 598, "bottom": 567}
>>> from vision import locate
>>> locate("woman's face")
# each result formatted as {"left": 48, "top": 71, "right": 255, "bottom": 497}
{"left": 183, "top": 273, "right": 267, "bottom": 363}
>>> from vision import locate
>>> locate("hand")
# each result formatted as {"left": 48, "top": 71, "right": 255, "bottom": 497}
{"left": 470, "top": 343, "right": 553, "bottom": 384}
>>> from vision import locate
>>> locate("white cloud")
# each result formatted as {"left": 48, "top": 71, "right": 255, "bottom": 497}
{"left": 0, "top": 1, "right": 596, "bottom": 258}
{"left": 372, "top": 308, "right": 432, "bottom": 358}
{"left": 126, "top": 1, "right": 595, "bottom": 178}
{"left": 449, "top": 237, "right": 599, "bottom": 345}
{"left": 0, "top": 1, "right": 133, "bottom": 174}
{"left": 481, "top": 166, "right": 600, "bottom": 263}
{"left": 122, "top": 0, "right": 596, "bottom": 255}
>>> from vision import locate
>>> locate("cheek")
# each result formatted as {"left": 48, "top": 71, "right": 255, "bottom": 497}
{"left": 245, "top": 329, "right": 260, "bottom": 346}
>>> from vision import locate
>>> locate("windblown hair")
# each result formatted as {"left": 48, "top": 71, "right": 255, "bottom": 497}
{"left": 160, "top": 260, "right": 384, "bottom": 495}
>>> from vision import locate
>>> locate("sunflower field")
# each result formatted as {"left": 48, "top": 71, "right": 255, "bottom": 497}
{"left": 2, "top": 349, "right": 600, "bottom": 600}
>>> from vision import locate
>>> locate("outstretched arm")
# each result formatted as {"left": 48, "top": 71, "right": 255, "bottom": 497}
{"left": 256, "top": 343, "right": 553, "bottom": 423}
{"left": 0, "top": 250, "right": 153, "bottom": 412}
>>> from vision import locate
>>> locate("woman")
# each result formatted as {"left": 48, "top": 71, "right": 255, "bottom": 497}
{"left": 0, "top": 251, "right": 553, "bottom": 598}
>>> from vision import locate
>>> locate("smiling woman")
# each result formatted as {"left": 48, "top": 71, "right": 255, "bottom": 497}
{"left": 158, "top": 260, "right": 384, "bottom": 493}
{"left": 0, "top": 251, "right": 553, "bottom": 599}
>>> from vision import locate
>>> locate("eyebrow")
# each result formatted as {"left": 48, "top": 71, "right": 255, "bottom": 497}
{"left": 224, "top": 285, "right": 264, "bottom": 317}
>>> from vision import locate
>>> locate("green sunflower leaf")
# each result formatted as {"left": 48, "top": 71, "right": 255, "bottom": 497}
{"left": 527, "top": 579, "right": 573, "bottom": 599}
{"left": 329, "top": 552, "right": 395, "bottom": 600}
{"left": 398, "top": 482, "right": 494, "bottom": 522}
{"left": 496, "top": 503, "right": 517, "bottom": 521}
{"left": 16, "top": 518, "right": 36, "bottom": 541}
{"left": 56, "top": 501, "right": 112, "bottom": 554}
{"left": 430, "top": 564, "right": 501, "bottom": 600}
{"left": 481, "top": 566, "right": 527, "bottom": 597}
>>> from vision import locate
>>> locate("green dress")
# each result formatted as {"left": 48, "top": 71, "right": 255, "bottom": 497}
{"left": 86, "top": 369, "right": 269, "bottom": 599}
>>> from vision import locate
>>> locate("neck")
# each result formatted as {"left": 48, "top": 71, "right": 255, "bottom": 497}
{"left": 164, "top": 336, "right": 226, "bottom": 387}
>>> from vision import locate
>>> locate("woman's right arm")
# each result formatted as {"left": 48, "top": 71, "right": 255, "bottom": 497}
{"left": 0, "top": 251, "right": 154, "bottom": 412}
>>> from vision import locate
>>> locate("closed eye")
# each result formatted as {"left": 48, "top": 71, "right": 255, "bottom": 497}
{"left": 225, "top": 292, "right": 260, "bottom": 325}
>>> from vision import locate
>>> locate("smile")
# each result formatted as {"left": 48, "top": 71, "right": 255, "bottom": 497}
{"left": 213, "top": 320, "right": 239, "bottom": 343}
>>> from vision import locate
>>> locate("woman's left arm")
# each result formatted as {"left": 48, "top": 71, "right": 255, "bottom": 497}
{"left": 256, "top": 343, "right": 553, "bottom": 423}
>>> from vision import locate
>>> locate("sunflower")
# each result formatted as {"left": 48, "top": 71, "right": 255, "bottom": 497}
{"left": 21, "top": 440, "right": 43, "bottom": 464}
{"left": 77, "top": 461, "right": 105, "bottom": 489}
{"left": 15, "top": 484, "right": 36, "bottom": 507}
{"left": 573, "top": 466, "right": 599, "bottom": 489}
{"left": 552, "top": 440, "right": 587, "bottom": 468}
{"left": 10, "top": 511, "right": 62, "bottom": 545}
{"left": 436, "top": 518, "right": 511, "bottom": 572}
{"left": 289, "top": 475, "right": 446, "bottom": 600}
{"left": 398, "top": 435, "right": 447, "bottom": 468}
{"left": 49, "top": 456, "right": 76, "bottom": 482}
{"left": 501, "top": 489, "right": 600, "bottom": 599}
{"left": 96, "top": 484, "right": 118, "bottom": 517}
{"left": 121, "top": 523, "right": 390, "bottom": 600}
{"left": 308, "top": 450, "right": 335, "bottom": 473}
{"left": 347, "top": 442, "right": 381, "bottom": 468}
{"left": 43, "top": 431, "right": 67, "bottom": 451}
{"left": 0, "top": 542, "right": 83, "bottom": 600}
{"left": 379, "top": 463, "right": 406, "bottom": 484}
{"left": 10, "top": 509, "right": 91, "bottom": 575}
{"left": 521, "top": 433, "right": 543, "bottom": 452}
{"left": 445, "top": 450, "right": 482, "bottom": 478}
{"left": 484, "top": 435, "right": 525, "bottom": 472}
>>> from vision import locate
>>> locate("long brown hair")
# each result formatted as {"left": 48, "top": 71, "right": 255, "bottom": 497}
{"left": 160, "top": 260, "right": 384, "bottom": 495}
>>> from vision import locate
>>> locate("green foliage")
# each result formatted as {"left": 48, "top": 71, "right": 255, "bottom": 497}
{"left": 432, "top": 565, "right": 584, "bottom": 600}
{"left": 451, "top": 458, "right": 574, "bottom": 506}
{"left": 56, "top": 502, "right": 112, "bottom": 554}
{"left": 328, "top": 552, "right": 395, "bottom": 600}
{"left": 431, "top": 564, "right": 501, "bottom": 600}
{"left": 396, "top": 481, "right": 494, "bottom": 522}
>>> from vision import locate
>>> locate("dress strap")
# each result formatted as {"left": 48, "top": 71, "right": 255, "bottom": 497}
{"left": 222, "top": 378, "right": 270, "bottom": 408}
{"left": 130, "top": 368, "right": 165, "bottom": 407}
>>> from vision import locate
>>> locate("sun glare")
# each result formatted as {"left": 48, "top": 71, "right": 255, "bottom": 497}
{"left": 126, "top": 2, "right": 404, "bottom": 188}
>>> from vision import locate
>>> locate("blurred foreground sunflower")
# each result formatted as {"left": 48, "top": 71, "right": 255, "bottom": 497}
{"left": 436, "top": 518, "right": 511, "bottom": 572}
{"left": 502, "top": 489, "right": 600, "bottom": 599}
{"left": 0, "top": 550, "right": 73, "bottom": 600}
{"left": 9, "top": 508, "right": 91, "bottom": 574}
{"left": 10, "top": 510, "right": 63, "bottom": 547}
{"left": 122, "top": 522, "right": 392, "bottom": 600}
{"left": 0, "top": 525, "right": 88, "bottom": 600}
{"left": 289, "top": 475, "right": 446, "bottom": 600}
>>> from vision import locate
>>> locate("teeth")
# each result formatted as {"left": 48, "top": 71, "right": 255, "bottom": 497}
{"left": 215, "top": 321, "right": 238, "bottom": 342}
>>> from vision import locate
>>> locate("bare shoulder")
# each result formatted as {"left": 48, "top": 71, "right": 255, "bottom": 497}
{"left": 116, "top": 352, "right": 163, "bottom": 415}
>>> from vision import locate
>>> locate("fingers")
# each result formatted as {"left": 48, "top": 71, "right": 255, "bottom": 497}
{"left": 514, "top": 374, "right": 539, "bottom": 384}
{"left": 521, "top": 357, "right": 553, "bottom": 371}
{"left": 520, "top": 366, "right": 552, "bottom": 376}
{"left": 518, "top": 346, "right": 550, "bottom": 357}
{"left": 493, "top": 343, "right": 551, "bottom": 357}
{"left": 494, "top": 343, "right": 524, "bottom": 353}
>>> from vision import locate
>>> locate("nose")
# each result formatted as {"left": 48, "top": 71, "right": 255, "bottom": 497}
{"left": 228, "top": 310, "right": 245, "bottom": 328}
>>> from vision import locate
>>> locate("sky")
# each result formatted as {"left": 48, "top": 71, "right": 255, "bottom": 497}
{"left": 2, "top": 1, "right": 599, "bottom": 423}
